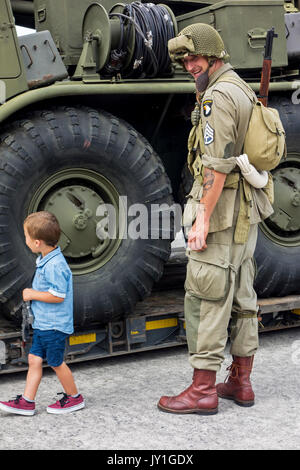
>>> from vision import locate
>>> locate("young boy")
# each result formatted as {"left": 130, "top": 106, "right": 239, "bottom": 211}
{"left": 0, "top": 211, "right": 84, "bottom": 415}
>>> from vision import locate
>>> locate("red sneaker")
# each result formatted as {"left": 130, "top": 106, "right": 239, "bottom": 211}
{"left": 47, "top": 393, "right": 85, "bottom": 414}
{"left": 0, "top": 395, "right": 35, "bottom": 416}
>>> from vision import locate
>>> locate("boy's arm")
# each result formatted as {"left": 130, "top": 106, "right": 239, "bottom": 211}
{"left": 23, "top": 288, "right": 64, "bottom": 303}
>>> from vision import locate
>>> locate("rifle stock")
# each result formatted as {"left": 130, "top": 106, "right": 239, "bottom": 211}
{"left": 259, "top": 60, "right": 272, "bottom": 107}
{"left": 258, "top": 27, "right": 278, "bottom": 107}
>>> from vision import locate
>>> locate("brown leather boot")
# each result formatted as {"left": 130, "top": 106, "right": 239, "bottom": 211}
{"left": 157, "top": 369, "right": 218, "bottom": 415}
{"left": 216, "top": 356, "right": 255, "bottom": 407}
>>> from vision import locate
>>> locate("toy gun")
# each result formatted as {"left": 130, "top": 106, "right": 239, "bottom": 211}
{"left": 21, "top": 301, "right": 34, "bottom": 343}
{"left": 258, "top": 27, "right": 278, "bottom": 107}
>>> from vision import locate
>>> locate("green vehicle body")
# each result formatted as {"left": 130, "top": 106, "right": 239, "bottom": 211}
{"left": 0, "top": 0, "right": 299, "bottom": 329}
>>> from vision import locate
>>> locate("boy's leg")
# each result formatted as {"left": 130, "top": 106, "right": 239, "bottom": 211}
{"left": 23, "top": 354, "right": 43, "bottom": 400}
{"left": 45, "top": 331, "right": 84, "bottom": 413}
{"left": 0, "top": 353, "right": 41, "bottom": 416}
{"left": 44, "top": 330, "right": 77, "bottom": 395}
{"left": 52, "top": 362, "right": 78, "bottom": 396}
{"left": 23, "top": 329, "right": 45, "bottom": 400}
{"left": 47, "top": 362, "right": 84, "bottom": 413}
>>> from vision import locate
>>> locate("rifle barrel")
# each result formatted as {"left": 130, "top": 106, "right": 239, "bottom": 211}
{"left": 265, "top": 27, "right": 278, "bottom": 60}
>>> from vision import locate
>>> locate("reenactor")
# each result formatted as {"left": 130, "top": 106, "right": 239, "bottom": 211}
{"left": 158, "top": 23, "right": 273, "bottom": 415}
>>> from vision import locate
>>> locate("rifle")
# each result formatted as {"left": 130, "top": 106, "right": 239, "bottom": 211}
{"left": 21, "top": 301, "right": 34, "bottom": 343}
{"left": 258, "top": 27, "right": 278, "bottom": 107}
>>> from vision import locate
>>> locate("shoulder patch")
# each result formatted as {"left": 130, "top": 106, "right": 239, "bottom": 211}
{"left": 204, "top": 122, "right": 214, "bottom": 145}
{"left": 203, "top": 99, "right": 213, "bottom": 117}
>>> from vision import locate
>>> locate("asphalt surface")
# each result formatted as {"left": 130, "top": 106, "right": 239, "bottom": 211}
{"left": 0, "top": 326, "right": 299, "bottom": 451}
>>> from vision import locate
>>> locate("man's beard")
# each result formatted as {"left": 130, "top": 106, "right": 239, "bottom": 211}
{"left": 195, "top": 69, "right": 209, "bottom": 93}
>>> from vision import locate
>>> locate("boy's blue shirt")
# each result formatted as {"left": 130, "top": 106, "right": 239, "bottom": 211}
{"left": 31, "top": 246, "right": 74, "bottom": 334}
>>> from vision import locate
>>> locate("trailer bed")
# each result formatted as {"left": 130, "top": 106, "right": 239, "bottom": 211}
{"left": 0, "top": 288, "right": 300, "bottom": 374}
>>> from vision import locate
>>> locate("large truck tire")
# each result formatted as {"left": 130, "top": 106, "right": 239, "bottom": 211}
{"left": 0, "top": 106, "right": 174, "bottom": 326}
{"left": 254, "top": 229, "right": 300, "bottom": 297}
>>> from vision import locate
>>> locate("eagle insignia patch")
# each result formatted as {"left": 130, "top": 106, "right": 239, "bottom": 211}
{"left": 203, "top": 99, "right": 213, "bottom": 117}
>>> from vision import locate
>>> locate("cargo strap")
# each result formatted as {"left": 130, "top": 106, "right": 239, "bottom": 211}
{"left": 231, "top": 312, "right": 258, "bottom": 319}
{"left": 187, "top": 109, "right": 205, "bottom": 178}
{"left": 235, "top": 178, "right": 252, "bottom": 244}
{"left": 214, "top": 76, "right": 257, "bottom": 104}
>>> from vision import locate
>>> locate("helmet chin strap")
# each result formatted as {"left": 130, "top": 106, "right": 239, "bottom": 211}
{"left": 195, "top": 59, "right": 217, "bottom": 93}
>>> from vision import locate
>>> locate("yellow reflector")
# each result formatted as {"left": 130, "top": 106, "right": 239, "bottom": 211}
{"left": 69, "top": 333, "right": 96, "bottom": 346}
{"left": 146, "top": 318, "right": 178, "bottom": 330}
{"left": 292, "top": 309, "right": 300, "bottom": 315}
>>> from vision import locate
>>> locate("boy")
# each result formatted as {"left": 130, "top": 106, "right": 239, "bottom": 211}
{"left": 0, "top": 211, "right": 84, "bottom": 415}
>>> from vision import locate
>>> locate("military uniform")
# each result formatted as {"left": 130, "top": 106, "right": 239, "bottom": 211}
{"left": 158, "top": 23, "right": 273, "bottom": 414}
{"left": 183, "top": 62, "right": 273, "bottom": 372}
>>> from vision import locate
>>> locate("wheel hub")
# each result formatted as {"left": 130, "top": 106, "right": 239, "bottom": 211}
{"left": 28, "top": 168, "right": 125, "bottom": 274}
{"left": 44, "top": 184, "right": 108, "bottom": 258}
{"left": 73, "top": 213, "right": 89, "bottom": 231}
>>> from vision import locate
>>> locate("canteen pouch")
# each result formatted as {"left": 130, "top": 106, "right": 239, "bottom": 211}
{"left": 244, "top": 102, "right": 286, "bottom": 171}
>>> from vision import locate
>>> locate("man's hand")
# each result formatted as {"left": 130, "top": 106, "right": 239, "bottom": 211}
{"left": 188, "top": 204, "right": 209, "bottom": 251}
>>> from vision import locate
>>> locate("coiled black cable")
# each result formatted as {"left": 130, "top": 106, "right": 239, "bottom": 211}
{"left": 103, "top": 2, "right": 176, "bottom": 78}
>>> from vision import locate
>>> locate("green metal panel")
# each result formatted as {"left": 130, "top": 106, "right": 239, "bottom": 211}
{"left": 33, "top": 0, "right": 114, "bottom": 66}
{"left": 177, "top": 0, "right": 288, "bottom": 69}
{"left": 0, "top": 0, "right": 28, "bottom": 99}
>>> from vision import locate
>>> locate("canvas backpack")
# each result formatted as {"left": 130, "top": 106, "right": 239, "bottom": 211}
{"left": 217, "top": 76, "right": 286, "bottom": 171}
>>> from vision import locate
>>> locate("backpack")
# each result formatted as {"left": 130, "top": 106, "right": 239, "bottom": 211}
{"left": 216, "top": 76, "right": 286, "bottom": 171}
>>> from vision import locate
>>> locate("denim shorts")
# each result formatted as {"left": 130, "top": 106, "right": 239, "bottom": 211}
{"left": 30, "top": 329, "right": 68, "bottom": 367}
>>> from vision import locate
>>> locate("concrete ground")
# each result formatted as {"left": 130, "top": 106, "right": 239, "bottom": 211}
{"left": 0, "top": 326, "right": 299, "bottom": 450}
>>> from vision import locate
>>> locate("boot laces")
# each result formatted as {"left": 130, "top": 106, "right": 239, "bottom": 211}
{"left": 56, "top": 392, "right": 70, "bottom": 407}
{"left": 225, "top": 362, "right": 253, "bottom": 383}
{"left": 225, "top": 363, "right": 239, "bottom": 382}
{"left": 9, "top": 395, "right": 22, "bottom": 404}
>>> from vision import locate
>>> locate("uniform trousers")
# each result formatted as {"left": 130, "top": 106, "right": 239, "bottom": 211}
{"left": 184, "top": 223, "right": 259, "bottom": 372}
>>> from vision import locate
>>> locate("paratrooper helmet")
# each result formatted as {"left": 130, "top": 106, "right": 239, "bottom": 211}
{"left": 168, "top": 23, "right": 229, "bottom": 66}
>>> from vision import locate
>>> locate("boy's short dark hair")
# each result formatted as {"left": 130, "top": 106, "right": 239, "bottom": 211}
{"left": 24, "top": 211, "right": 61, "bottom": 247}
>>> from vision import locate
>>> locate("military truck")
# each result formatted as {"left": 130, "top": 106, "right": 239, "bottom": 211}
{"left": 0, "top": 0, "right": 299, "bottom": 371}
